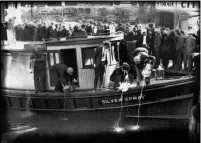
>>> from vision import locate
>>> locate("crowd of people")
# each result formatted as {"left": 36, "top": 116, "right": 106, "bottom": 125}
{"left": 14, "top": 20, "right": 118, "bottom": 41}
{"left": 122, "top": 23, "right": 200, "bottom": 72}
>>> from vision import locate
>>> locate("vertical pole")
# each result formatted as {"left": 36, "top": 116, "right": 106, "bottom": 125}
{"left": 30, "top": 3, "right": 33, "bottom": 20}
{"left": 117, "top": 41, "right": 120, "bottom": 64}
{"left": 109, "top": 43, "right": 112, "bottom": 65}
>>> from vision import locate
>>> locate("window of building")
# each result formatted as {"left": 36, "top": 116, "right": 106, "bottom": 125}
{"left": 81, "top": 47, "right": 97, "bottom": 69}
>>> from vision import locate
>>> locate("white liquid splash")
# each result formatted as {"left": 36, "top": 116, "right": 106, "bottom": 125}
{"left": 128, "top": 124, "right": 140, "bottom": 131}
{"left": 113, "top": 126, "right": 125, "bottom": 133}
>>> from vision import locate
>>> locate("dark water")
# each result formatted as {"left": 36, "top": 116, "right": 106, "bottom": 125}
{"left": 1, "top": 107, "right": 191, "bottom": 143}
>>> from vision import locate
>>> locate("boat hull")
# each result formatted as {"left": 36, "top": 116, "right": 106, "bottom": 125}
{"left": 2, "top": 77, "right": 195, "bottom": 120}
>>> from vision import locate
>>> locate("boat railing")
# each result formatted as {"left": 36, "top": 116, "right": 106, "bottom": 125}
{"left": 45, "top": 31, "right": 124, "bottom": 41}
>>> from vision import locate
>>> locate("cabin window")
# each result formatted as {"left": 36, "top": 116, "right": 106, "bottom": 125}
{"left": 47, "top": 50, "right": 61, "bottom": 86}
{"left": 81, "top": 47, "right": 96, "bottom": 69}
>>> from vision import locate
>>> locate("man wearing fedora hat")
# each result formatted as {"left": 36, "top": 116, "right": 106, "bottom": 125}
{"left": 109, "top": 62, "right": 133, "bottom": 90}
{"left": 93, "top": 41, "right": 111, "bottom": 91}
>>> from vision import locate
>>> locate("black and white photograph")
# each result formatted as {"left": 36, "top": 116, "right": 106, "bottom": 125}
{"left": 1, "top": 1, "right": 200, "bottom": 143}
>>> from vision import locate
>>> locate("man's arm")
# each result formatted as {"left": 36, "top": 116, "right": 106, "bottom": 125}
{"left": 147, "top": 55, "right": 156, "bottom": 61}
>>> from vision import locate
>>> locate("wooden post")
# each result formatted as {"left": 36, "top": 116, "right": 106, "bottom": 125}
{"left": 117, "top": 41, "right": 120, "bottom": 64}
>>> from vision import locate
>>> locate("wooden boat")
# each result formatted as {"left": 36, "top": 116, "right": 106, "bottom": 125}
{"left": 1, "top": 33, "right": 197, "bottom": 120}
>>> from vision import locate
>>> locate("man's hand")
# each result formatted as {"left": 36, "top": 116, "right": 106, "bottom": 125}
{"left": 72, "top": 78, "right": 77, "bottom": 83}
{"left": 93, "top": 64, "right": 96, "bottom": 68}
{"left": 28, "top": 69, "right": 33, "bottom": 74}
{"left": 31, "top": 59, "right": 37, "bottom": 62}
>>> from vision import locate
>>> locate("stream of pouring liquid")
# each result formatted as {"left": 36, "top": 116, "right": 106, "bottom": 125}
{"left": 114, "top": 78, "right": 146, "bottom": 132}
{"left": 113, "top": 91, "right": 125, "bottom": 133}
{"left": 21, "top": 90, "right": 34, "bottom": 118}
{"left": 130, "top": 78, "right": 146, "bottom": 130}
{"left": 61, "top": 91, "right": 68, "bottom": 120}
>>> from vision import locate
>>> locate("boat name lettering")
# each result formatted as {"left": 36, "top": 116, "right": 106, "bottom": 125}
{"left": 101, "top": 95, "right": 144, "bottom": 104}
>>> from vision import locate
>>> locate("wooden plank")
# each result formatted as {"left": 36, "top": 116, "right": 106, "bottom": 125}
{"left": 85, "top": 97, "right": 92, "bottom": 108}
{"left": 46, "top": 99, "right": 60, "bottom": 109}
{"left": 125, "top": 115, "right": 189, "bottom": 120}
{"left": 9, "top": 97, "right": 21, "bottom": 108}
{"left": 5, "top": 97, "right": 11, "bottom": 107}
{"left": 74, "top": 98, "right": 87, "bottom": 108}
{"left": 59, "top": 98, "right": 75, "bottom": 109}
{"left": 32, "top": 99, "right": 47, "bottom": 109}
{"left": 19, "top": 98, "right": 33, "bottom": 108}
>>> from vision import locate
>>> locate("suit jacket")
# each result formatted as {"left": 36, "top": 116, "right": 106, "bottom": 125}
{"left": 93, "top": 46, "right": 108, "bottom": 67}
{"left": 161, "top": 35, "right": 172, "bottom": 52}
{"left": 127, "top": 41, "right": 137, "bottom": 65}
{"left": 30, "top": 51, "right": 46, "bottom": 72}
{"left": 49, "top": 64, "right": 71, "bottom": 86}
{"left": 175, "top": 35, "right": 185, "bottom": 50}
{"left": 114, "top": 40, "right": 127, "bottom": 65}
{"left": 124, "top": 31, "right": 135, "bottom": 41}
{"left": 186, "top": 36, "right": 196, "bottom": 53}
{"left": 146, "top": 29, "right": 154, "bottom": 48}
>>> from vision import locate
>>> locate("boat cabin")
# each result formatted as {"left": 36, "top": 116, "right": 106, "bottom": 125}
{"left": 1, "top": 34, "right": 124, "bottom": 91}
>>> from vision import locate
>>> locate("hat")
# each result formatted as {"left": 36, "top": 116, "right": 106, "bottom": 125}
{"left": 67, "top": 67, "right": 73, "bottom": 75}
{"left": 148, "top": 23, "right": 153, "bottom": 28}
{"left": 133, "top": 55, "right": 141, "bottom": 65}
{"left": 154, "top": 27, "right": 160, "bottom": 32}
{"left": 126, "top": 23, "right": 131, "bottom": 28}
{"left": 137, "top": 24, "right": 142, "bottom": 27}
{"left": 163, "top": 30, "right": 169, "bottom": 34}
{"left": 122, "top": 62, "right": 130, "bottom": 71}
{"left": 103, "top": 41, "right": 111, "bottom": 46}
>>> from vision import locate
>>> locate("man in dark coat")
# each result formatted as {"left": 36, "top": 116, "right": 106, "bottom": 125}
{"left": 114, "top": 40, "right": 127, "bottom": 65}
{"left": 39, "top": 23, "right": 49, "bottom": 41}
{"left": 93, "top": 41, "right": 110, "bottom": 91}
{"left": 49, "top": 64, "right": 75, "bottom": 93}
{"left": 30, "top": 46, "right": 46, "bottom": 93}
{"left": 132, "top": 47, "right": 155, "bottom": 86}
{"left": 146, "top": 24, "right": 155, "bottom": 56}
{"left": 70, "top": 25, "right": 87, "bottom": 39}
{"left": 109, "top": 62, "right": 133, "bottom": 90}
{"left": 161, "top": 29, "right": 172, "bottom": 69}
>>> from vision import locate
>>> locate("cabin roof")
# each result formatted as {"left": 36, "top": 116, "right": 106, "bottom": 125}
{"left": 44, "top": 34, "right": 124, "bottom": 46}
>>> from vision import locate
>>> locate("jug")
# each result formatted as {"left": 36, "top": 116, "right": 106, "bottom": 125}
{"left": 155, "top": 65, "right": 164, "bottom": 79}
{"left": 141, "top": 63, "right": 152, "bottom": 78}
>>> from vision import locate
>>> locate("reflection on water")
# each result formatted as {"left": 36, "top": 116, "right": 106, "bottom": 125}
{"left": 1, "top": 108, "right": 190, "bottom": 143}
